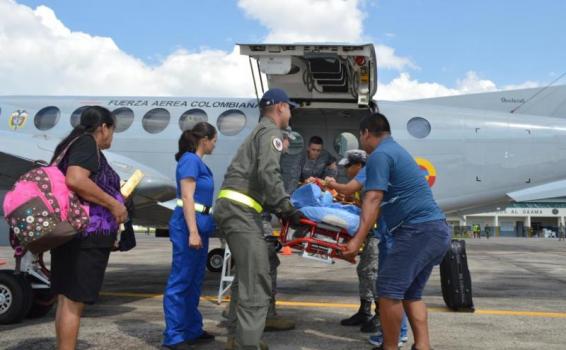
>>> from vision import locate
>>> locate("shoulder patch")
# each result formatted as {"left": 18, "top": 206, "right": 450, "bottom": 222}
{"left": 272, "top": 137, "right": 283, "bottom": 152}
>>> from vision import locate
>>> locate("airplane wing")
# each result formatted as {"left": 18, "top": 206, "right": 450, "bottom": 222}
{"left": 506, "top": 179, "right": 566, "bottom": 202}
{"left": 410, "top": 85, "right": 566, "bottom": 118}
{"left": 0, "top": 131, "right": 176, "bottom": 228}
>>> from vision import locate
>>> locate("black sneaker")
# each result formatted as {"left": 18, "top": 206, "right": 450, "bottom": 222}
{"left": 163, "top": 342, "right": 193, "bottom": 350}
{"left": 186, "top": 331, "right": 216, "bottom": 345}
{"left": 196, "top": 331, "right": 215, "bottom": 344}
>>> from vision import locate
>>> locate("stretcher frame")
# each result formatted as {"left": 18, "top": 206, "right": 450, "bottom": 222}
{"left": 279, "top": 217, "right": 356, "bottom": 264}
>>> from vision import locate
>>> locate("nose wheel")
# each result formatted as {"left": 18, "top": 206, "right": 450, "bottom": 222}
{"left": 207, "top": 248, "right": 226, "bottom": 273}
{"left": 0, "top": 270, "right": 33, "bottom": 324}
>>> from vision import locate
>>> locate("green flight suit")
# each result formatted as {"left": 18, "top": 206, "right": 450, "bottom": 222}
{"left": 214, "top": 117, "right": 293, "bottom": 349}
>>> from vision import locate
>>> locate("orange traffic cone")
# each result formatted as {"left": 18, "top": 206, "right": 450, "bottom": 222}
{"left": 281, "top": 245, "right": 292, "bottom": 256}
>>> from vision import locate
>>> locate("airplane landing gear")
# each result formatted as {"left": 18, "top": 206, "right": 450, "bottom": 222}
{"left": 0, "top": 271, "right": 32, "bottom": 324}
{"left": 207, "top": 248, "right": 225, "bottom": 273}
{"left": 0, "top": 251, "right": 55, "bottom": 324}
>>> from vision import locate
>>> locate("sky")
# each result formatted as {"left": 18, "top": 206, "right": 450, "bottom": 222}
{"left": 1, "top": 0, "right": 565, "bottom": 100}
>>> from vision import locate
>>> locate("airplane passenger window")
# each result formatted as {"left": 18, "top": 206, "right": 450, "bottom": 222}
{"left": 287, "top": 132, "right": 304, "bottom": 155}
{"left": 334, "top": 132, "right": 359, "bottom": 156}
{"left": 179, "top": 109, "right": 208, "bottom": 131}
{"left": 70, "top": 106, "right": 89, "bottom": 128}
{"left": 407, "top": 117, "right": 431, "bottom": 139}
{"left": 143, "top": 108, "right": 171, "bottom": 134}
{"left": 111, "top": 107, "right": 135, "bottom": 133}
{"left": 34, "top": 106, "right": 61, "bottom": 131}
{"left": 217, "top": 109, "right": 246, "bottom": 136}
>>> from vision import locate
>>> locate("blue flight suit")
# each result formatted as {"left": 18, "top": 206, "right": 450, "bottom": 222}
{"left": 163, "top": 152, "right": 215, "bottom": 346}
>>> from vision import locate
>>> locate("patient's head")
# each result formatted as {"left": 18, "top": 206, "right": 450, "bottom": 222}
{"left": 339, "top": 149, "right": 367, "bottom": 179}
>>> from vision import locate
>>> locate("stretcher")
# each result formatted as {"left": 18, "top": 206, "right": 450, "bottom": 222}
{"left": 279, "top": 217, "right": 356, "bottom": 264}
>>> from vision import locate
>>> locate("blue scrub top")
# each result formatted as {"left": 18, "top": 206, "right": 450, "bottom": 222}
{"left": 172, "top": 152, "right": 215, "bottom": 234}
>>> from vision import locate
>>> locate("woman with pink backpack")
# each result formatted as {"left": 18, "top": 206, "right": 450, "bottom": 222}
{"left": 49, "top": 106, "right": 127, "bottom": 350}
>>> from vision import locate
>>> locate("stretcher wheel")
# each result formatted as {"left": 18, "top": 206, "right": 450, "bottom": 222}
{"left": 0, "top": 270, "right": 33, "bottom": 324}
{"left": 27, "top": 288, "right": 56, "bottom": 319}
{"left": 207, "top": 248, "right": 225, "bottom": 273}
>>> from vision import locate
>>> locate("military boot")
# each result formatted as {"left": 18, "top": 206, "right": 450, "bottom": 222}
{"left": 225, "top": 336, "right": 269, "bottom": 350}
{"left": 361, "top": 300, "right": 380, "bottom": 333}
{"left": 340, "top": 299, "right": 372, "bottom": 326}
{"left": 264, "top": 315, "right": 296, "bottom": 332}
{"left": 360, "top": 314, "right": 380, "bottom": 333}
{"left": 264, "top": 297, "right": 296, "bottom": 331}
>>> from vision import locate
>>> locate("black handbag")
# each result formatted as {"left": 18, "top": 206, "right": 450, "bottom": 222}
{"left": 118, "top": 219, "right": 136, "bottom": 251}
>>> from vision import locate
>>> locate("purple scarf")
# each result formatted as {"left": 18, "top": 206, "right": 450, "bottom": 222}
{"left": 59, "top": 146, "right": 123, "bottom": 237}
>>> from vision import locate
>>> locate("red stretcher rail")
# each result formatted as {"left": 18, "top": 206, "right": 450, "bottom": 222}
{"left": 279, "top": 217, "right": 356, "bottom": 264}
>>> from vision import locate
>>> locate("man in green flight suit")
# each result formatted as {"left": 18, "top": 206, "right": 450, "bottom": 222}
{"left": 214, "top": 88, "right": 302, "bottom": 350}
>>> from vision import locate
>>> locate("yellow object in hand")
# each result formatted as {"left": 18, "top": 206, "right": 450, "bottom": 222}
{"left": 121, "top": 169, "right": 144, "bottom": 199}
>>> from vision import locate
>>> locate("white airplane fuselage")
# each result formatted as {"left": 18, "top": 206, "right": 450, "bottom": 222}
{"left": 1, "top": 96, "right": 566, "bottom": 228}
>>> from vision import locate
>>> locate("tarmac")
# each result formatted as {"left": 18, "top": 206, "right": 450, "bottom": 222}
{"left": 1, "top": 236, "right": 566, "bottom": 349}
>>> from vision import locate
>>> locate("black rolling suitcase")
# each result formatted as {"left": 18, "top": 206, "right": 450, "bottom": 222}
{"left": 440, "top": 239, "right": 475, "bottom": 312}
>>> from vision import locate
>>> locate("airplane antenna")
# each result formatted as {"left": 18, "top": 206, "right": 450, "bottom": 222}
{"left": 510, "top": 71, "right": 566, "bottom": 113}
{"left": 249, "top": 57, "right": 260, "bottom": 106}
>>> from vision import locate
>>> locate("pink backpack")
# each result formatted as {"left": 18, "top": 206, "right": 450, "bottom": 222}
{"left": 3, "top": 137, "right": 90, "bottom": 254}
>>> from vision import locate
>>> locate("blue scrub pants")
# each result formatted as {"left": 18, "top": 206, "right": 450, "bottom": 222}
{"left": 163, "top": 215, "right": 210, "bottom": 346}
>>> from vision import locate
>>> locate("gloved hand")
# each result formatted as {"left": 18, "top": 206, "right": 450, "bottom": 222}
{"left": 282, "top": 208, "right": 303, "bottom": 226}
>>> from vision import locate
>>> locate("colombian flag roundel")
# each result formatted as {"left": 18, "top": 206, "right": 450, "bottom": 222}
{"left": 415, "top": 157, "right": 436, "bottom": 187}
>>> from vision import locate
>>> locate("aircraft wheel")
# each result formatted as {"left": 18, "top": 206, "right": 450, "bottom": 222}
{"left": 207, "top": 248, "right": 225, "bottom": 273}
{"left": 0, "top": 270, "right": 33, "bottom": 324}
{"left": 27, "top": 288, "right": 56, "bottom": 319}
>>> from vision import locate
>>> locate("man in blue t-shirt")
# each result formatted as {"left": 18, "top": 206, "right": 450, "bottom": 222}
{"left": 343, "top": 112, "right": 450, "bottom": 350}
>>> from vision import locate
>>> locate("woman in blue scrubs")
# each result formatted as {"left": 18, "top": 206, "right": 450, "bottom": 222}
{"left": 163, "top": 122, "right": 217, "bottom": 349}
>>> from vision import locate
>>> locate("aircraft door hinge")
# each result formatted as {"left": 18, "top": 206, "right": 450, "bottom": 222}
{"left": 526, "top": 178, "right": 531, "bottom": 184}
{"left": 475, "top": 176, "right": 482, "bottom": 182}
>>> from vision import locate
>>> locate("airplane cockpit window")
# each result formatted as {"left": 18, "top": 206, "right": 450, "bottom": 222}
{"left": 111, "top": 107, "right": 135, "bottom": 133}
{"left": 217, "top": 109, "right": 246, "bottom": 136}
{"left": 70, "top": 106, "right": 89, "bottom": 128}
{"left": 143, "top": 108, "right": 171, "bottom": 134}
{"left": 179, "top": 109, "right": 208, "bottom": 131}
{"left": 34, "top": 106, "right": 61, "bottom": 131}
{"left": 334, "top": 132, "right": 359, "bottom": 156}
{"left": 407, "top": 116, "right": 431, "bottom": 139}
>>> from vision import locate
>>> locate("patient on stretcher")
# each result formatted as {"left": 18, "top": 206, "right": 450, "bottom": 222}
{"left": 290, "top": 183, "right": 361, "bottom": 236}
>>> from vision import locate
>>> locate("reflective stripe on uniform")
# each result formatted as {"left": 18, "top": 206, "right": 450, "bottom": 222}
{"left": 217, "top": 189, "right": 263, "bottom": 213}
{"left": 176, "top": 199, "right": 213, "bottom": 214}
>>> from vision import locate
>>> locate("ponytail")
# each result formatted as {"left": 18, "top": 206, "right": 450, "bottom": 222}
{"left": 175, "top": 122, "right": 217, "bottom": 161}
{"left": 51, "top": 106, "right": 114, "bottom": 163}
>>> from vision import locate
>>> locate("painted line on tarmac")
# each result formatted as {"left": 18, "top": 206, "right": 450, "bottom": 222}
{"left": 99, "top": 291, "right": 566, "bottom": 319}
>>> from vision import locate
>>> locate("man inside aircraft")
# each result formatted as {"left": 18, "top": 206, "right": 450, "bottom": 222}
{"left": 213, "top": 88, "right": 302, "bottom": 350}
{"left": 342, "top": 112, "right": 450, "bottom": 350}
{"left": 298, "top": 136, "right": 337, "bottom": 182}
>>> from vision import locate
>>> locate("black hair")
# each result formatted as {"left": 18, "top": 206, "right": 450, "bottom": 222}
{"left": 175, "top": 121, "right": 217, "bottom": 161}
{"left": 346, "top": 160, "right": 366, "bottom": 168}
{"left": 309, "top": 136, "right": 323, "bottom": 145}
{"left": 359, "top": 112, "right": 391, "bottom": 136}
{"left": 50, "top": 106, "right": 114, "bottom": 163}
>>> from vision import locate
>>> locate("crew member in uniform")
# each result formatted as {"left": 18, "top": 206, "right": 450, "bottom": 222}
{"left": 213, "top": 88, "right": 301, "bottom": 350}
{"left": 162, "top": 122, "right": 218, "bottom": 349}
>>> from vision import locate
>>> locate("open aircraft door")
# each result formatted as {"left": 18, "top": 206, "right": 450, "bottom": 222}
{"left": 238, "top": 43, "right": 378, "bottom": 107}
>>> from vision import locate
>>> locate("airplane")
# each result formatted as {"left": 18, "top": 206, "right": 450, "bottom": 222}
{"left": 1, "top": 42, "right": 566, "bottom": 324}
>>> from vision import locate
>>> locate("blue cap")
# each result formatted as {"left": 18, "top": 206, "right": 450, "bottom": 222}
{"left": 259, "top": 88, "right": 299, "bottom": 109}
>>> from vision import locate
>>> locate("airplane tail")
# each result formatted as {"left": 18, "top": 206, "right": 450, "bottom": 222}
{"left": 411, "top": 85, "right": 566, "bottom": 118}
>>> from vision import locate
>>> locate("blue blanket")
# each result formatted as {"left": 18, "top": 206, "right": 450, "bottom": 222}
{"left": 291, "top": 184, "right": 361, "bottom": 235}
